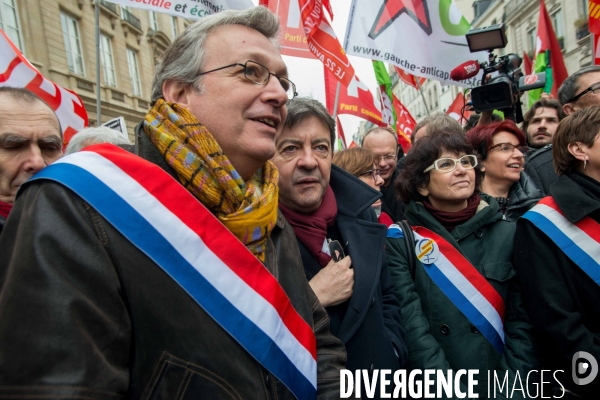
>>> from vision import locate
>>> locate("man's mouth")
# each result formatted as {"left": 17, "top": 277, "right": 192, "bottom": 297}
{"left": 253, "top": 117, "right": 278, "bottom": 128}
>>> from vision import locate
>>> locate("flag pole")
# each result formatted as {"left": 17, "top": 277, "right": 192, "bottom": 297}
{"left": 415, "top": 77, "right": 430, "bottom": 116}
{"left": 332, "top": 81, "right": 341, "bottom": 120}
{"left": 95, "top": 0, "right": 101, "bottom": 124}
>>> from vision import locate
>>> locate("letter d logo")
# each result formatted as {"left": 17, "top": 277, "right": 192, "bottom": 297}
{"left": 572, "top": 351, "right": 598, "bottom": 385}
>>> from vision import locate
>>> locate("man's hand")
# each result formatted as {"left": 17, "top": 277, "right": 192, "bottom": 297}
{"left": 309, "top": 257, "right": 354, "bottom": 308}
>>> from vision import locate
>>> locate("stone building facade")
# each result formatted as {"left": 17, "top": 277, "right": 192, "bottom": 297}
{"left": 2, "top": 0, "right": 188, "bottom": 137}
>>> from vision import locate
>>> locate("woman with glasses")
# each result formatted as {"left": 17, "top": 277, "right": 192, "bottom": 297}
{"left": 385, "top": 129, "right": 536, "bottom": 398}
{"left": 514, "top": 106, "right": 600, "bottom": 399}
{"left": 333, "top": 147, "right": 394, "bottom": 226}
{"left": 466, "top": 120, "right": 542, "bottom": 221}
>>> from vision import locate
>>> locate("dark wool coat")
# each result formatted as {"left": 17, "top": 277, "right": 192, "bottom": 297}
{"left": 298, "top": 165, "right": 407, "bottom": 399}
{"left": 524, "top": 145, "right": 559, "bottom": 197}
{"left": 386, "top": 195, "right": 537, "bottom": 399}
{"left": 515, "top": 172, "right": 600, "bottom": 399}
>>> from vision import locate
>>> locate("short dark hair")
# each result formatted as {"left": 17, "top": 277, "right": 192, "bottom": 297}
{"left": 466, "top": 120, "right": 526, "bottom": 160}
{"left": 553, "top": 105, "right": 600, "bottom": 175}
{"left": 284, "top": 97, "right": 335, "bottom": 149}
{"left": 522, "top": 98, "right": 565, "bottom": 134}
{"left": 396, "top": 128, "right": 483, "bottom": 203}
{"left": 0, "top": 87, "right": 62, "bottom": 138}
{"left": 558, "top": 65, "right": 600, "bottom": 106}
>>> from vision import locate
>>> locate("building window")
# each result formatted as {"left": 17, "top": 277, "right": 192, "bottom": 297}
{"left": 551, "top": 9, "right": 564, "bottom": 49}
{"left": 60, "top": 12, "right": 85, "bottom": 75}
{"left": 579, "top": 0, "right": 588, "bottom": 17}
{"left": 127, "top": 48, "right": 141, "bottom": 96}
{"left": 149, "top": 11, "right": 158, "bottom": 31}
{"left": 171, "top": 16, "right": 178, "bottom": 38}
{"left": 528, "top": 28, "right": 536, "bottom": 53}
{"left": 100, "top": 34, "right": 117, "bottom": 87}
{"left": 0, "top": 0, "right": 22, "bottom": 50}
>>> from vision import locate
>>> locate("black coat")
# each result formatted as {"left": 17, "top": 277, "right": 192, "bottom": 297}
{"left": 524, "top": 145, "right": 558, "bottom": 196}
{"left": 380, "top": 163, "right": 406, "bottom": 222}
{"left": 504, "top": 171, "right": 543, "bottom": 222}
{"left": 297, "top": 165, "right": 407, "bottom": 398}
{"left": 514, "top": 172, "right": 600, "bottom": 399}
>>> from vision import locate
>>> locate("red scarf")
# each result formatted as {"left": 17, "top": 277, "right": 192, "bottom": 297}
{"left": 0, "top": 201, "right": 12, "bottom": 218}
{"left": 422, "top": 194, "right": 481, "bottom": 232}
{"left": 279, "top": 186, "right": 337, "bottom": 267}
{"left": 378, "top": 211, "right": 394, "bottom": 227}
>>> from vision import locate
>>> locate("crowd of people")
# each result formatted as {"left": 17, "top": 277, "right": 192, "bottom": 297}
{"left": 0, "top": 5, "right": 599, "bottom": 400}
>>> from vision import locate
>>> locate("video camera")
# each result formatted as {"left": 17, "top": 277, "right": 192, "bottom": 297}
{"left": 464, "top": 24, "right": 546, "bottom": 122}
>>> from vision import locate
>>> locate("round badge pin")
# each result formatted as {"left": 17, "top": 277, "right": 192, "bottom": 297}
{"left": 415, "top": 238, "right": 439, "bottom": 265}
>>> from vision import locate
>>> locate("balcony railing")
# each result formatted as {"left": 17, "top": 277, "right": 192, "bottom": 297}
{"left": 121, "top": 8, "right": 141, "bottom": 31}
{"left": 99, "top": 0, "right": 117, "bottom": 14}
{"left": 576, "top": 23, "right": 590, "bottom": 40}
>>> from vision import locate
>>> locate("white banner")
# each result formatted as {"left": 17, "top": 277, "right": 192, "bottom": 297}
{"left": 345, "top": 0, "right": 487, "bottom": 87}
{"left": 106, "top": 0, "right": 253, "bottom": 20}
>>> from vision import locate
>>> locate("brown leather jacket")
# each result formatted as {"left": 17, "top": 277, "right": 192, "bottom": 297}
{"left": 0, "top": 130, "right": 346, "bottom": 399}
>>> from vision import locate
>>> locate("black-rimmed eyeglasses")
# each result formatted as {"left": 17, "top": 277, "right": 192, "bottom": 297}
{"left": 197, "top": 60, "right": 298, "bottom": 101}
{"left": 566, "top": 81, "right": 600, "bottom": 104}
{"left": 489, "top": 142, "right": 528, "bottom": 155}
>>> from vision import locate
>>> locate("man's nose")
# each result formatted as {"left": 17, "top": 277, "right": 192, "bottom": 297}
{"left": 264, "top": 74, "right": 289, "bottom": 107}
{"left": 24, "top": 146, "right": 47, "bottom": 174}
{"left": 297, "top": 149, "right": 318, "bottom": 169}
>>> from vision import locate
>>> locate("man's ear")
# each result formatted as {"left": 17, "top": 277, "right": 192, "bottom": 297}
{"left": 567, "top": 141, "right": 589, "bottom": 162}
{"left": 162, "top": 80, "right": 191, "bottom": 106}
{"left": 563, "top": 103, "right": 575, "bottom": 116}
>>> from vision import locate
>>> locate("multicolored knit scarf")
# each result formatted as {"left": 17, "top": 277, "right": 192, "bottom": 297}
{"left": 143, "top": 99, "right": 279, "bottom": 262}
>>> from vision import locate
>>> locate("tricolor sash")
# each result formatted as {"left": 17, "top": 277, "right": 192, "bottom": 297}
{"left": 30, "top": 144, "right": 317, "bottom": 400}
{"left": 522, "top": 197, "right": 600, "bottom": 285}
{"left": 387, "top": 224, "right": 506, "bottom": 353}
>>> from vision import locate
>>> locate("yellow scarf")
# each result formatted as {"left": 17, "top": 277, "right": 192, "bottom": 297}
{"left": 143, "top": 99, "right": 279, "bottom": 262}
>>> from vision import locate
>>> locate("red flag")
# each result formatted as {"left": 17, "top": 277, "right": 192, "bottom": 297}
{"left": 590, "top": 0, "right": 600, "bottom": 35}
{"left": 324, "top": 65, "right": 384, "bottom": 127}
{"left": 392, "top": 95, "right": 414, "bottom": 154}
{"left": 522, "top": 51, "right": 533, "bottom": 75}
{"left": 349, "top": 141, "right": 357, "bottom": 148}
{"left": 0, "top": 29, "right": 88, "bottom": 146}
{"left": 259, "top": 0, "right": 311, "bottom": 58}
{"left": 446, "top": 92, "right": 471, "bottom": 125}
{"left": 393, "top": 66, "right": 426, "bottom": 90}
{"left": 535, "top": 0, "right": 568, "bottom": 97}
{"left": 336, "top": 116, "right": 346, "bottom": 149}
{"left": 298, "top": 0, "right": 355, "bottom": 86}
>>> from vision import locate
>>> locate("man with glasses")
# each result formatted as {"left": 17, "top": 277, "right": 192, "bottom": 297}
{"left": 558, "top": 65, "right": 600, "bottom": 115}
{"left": 272, "top": 97, "right": 406, "bottom": 399}
{"left": 361, "top": 126, "right": 405, "bottom": 221}
{"left": 0, "top": 7, "right": 346, "bottom": 398}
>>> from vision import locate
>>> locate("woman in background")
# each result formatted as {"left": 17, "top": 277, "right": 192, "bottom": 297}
{"left": 333, "top": 147, "right": 394, "bottom": 226}
{"left": 466, "top": 120, "right": 542, "bottom": 221}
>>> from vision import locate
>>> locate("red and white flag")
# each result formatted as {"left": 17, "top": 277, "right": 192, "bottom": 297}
{"left": 324, "top": 66, "right": 384, "bottom": 127}
{"left": 392, "top": 95, "right": 414, "bottom": 154}
{"left": 259, "top": 0, "right": 310, "bottom": 58}
{"left": 297, "top": 0, "right": 355, "bottom": 86}
{"left": 393, "top": 66, "right": 426, "bottom": 90}
{"left": 0, "top": 29, "right": 88, "bottom": 145}
{"left": 446, "top": 92, "right": 471, "bottom": 125}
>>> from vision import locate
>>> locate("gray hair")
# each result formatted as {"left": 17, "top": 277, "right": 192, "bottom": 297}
{"left": 284, "top": 97, "right": 335, "bottom": 149}
{"left": 65, "top": 126, "right": 132, "bottom": 155}
{"left": 413, "top": 113, "right": 462, "bottom": 141}
{"left": 150, "top": 6, "right": 280, "bottom": 104}
{"left": 558, "top": 65, "right": 600, "bottom": 106}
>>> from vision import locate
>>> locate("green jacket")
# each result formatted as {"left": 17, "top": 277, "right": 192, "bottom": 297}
{"left": 385, "top": 195, "right": 537, "bottom": 399}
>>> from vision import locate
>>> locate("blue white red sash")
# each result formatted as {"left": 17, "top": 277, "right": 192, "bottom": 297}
{"left": 387, "top": 224, "right": 506, "bottom": 353}
{"left": 31, "top": 144, "right": 317, "bottom": 400}
{"left": 522, "top": 197, "right": 600, "bottom": 285}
